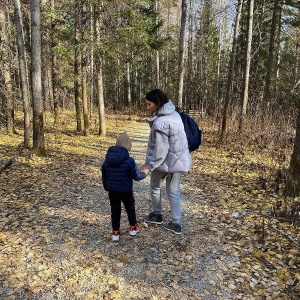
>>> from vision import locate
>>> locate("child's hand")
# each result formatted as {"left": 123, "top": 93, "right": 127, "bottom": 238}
{"left": 140, "top": 166, "right": 150, "bottom": 174}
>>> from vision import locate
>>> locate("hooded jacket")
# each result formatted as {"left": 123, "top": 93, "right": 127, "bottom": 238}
{"left": 102, "top": 146, "right": 147, "bottom": 192}
{"left": 145, "top": 100, "right": 192, "bottom": 173}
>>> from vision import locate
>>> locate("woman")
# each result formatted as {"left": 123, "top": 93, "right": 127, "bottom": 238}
{"left": 141, "top": 88, "right": 192, "bottom": 234}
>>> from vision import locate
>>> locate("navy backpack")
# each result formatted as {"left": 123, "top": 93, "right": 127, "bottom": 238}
{"left": 178, "top": 111, "right": 202, "bottom": 152}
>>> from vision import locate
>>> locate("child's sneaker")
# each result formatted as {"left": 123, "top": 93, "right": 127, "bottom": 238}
{"left": 112, "top": 230, "right": 120, "bottom": 242}
{"left": 129, "top": 224, "right": 140, "bottom": 236}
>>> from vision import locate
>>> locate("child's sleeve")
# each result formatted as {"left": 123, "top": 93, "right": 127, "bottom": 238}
{"left": 101, "top": 163, "right": 108, "bottom": 190}
{"left": 129, "top": 158, "right": 147, "bottom": 181}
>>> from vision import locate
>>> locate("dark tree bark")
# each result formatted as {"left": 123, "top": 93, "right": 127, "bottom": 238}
{"left": 262, "top": 0, "right": 281, "bottom": 109}
{"left": 31, "top": 0, "right": 46, "bottom": 156}
{"left": 82, "top": 50, "right": 89, "bottom": 135}
{"left": 285, "top": 101, "right": 300, "bottom": 197}
{"left": 220, "top": 0, "right": 243, "bottom": 141}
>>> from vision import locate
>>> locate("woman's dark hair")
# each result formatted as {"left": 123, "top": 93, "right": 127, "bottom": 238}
{"left": 146, "top": 89, "right": 169, "bottom": 110}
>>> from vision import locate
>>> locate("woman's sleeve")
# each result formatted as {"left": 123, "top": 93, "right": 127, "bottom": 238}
{"left": 148, "top": 130, "right": 169, "bottom": 171}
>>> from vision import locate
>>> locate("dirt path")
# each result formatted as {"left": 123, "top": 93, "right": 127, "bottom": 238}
{"left": 0, "top": 119, "right": 295, "bottom": 300}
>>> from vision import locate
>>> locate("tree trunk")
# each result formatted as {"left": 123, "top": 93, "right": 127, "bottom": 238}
{"left": 202, "top": 1, "right": 211, "bottom": 111}
{"left": 80, "top": 1, "right": 89, "bottom": 135}
{"left": 239, "top": 0, "right": 254, "bottom": 133}
{"left": 186, "top": 0, "right": 194, "bottom": 110}
{"left": 74, "top": 0, "right": 82, "bottom": 133}
{"left": 89, "top": 4, "right": 94, "bottom": 120}
{"left": 0, "top": 11, "right": 14, "bottom": 135}
{"left": 164, "top": 1, "right": 171, "bottom": 90}
{"left": 42, "top": 67, "right": 53, "bottom": 112}
{"left": 216, "top": 25, "right": 221, "bottom": 113}
{"left": 51, "top": 0, "right": 59, "bottom": 131}
{"left": 14, "top": 0, "right": 31, "bottom": 148}
{"left": 176, "top": 0, "right": 187, "bottom": 106}
{"left": 155, "top": 0, "right": 160, "bottom": 88}
{"left": 294, "top": 43, "right": 299, "bottom": 84}
{"left": 220, "top": 0, "right": 243, "bottom": 141}
{"left": 82, "top": 52, "right": 89, "bottom": 136}
{"left": 285, "top": 101, "right": 300, "bottom": 197}
{"left": 262, "top": 0, "right": 280, "bottom": 109}
{"left": 126, "top": 61, "right": 132, "bottom": 110}
{"left": 95, "top": 15, "right": 106, "bottom": 136}
{"left": 274, "top": 1, "right": 282, "bottom": 101}
{"left": 31, "top": 0, "right": 46, "bottom": 156}
{"left": 97, "top": 57, "right": 106, "bottom": 136}
{"left": 156, "top": 50, "right": 160, "bottom": 88}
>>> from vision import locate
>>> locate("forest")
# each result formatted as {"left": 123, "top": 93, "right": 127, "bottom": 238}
{"left": 0, "top": 0, "right": 300, "bottom": 299}
{"left": 1, "top": 0, "right": 300, "bottom": 194}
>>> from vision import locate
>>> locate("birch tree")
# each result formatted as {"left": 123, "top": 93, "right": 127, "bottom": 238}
{"left": 97, "top": 56, "right": 106, "bottom": 136}
{"left": 176, "top": 0, "right": 188, "bottom": 107}
{"left": 239, "top": 0, "right": 254, "bottom": 133}
{"left": 95, "top": 12, "right": 106, "bottom": 136}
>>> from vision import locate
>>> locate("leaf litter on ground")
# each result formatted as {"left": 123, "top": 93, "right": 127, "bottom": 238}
{"left": 0, "top": 113, "right": 299, "bottom": 300}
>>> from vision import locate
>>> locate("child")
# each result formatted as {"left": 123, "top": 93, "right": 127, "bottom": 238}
{"left": 101, "top": 132, "right": 148, "bottom": 242}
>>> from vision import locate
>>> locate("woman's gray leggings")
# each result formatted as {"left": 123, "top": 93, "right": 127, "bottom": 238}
{"left": 150, "top": 169, "right": 181, "bottom": 224}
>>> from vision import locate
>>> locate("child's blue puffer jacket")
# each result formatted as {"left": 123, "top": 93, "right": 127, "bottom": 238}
{"left": 102, "top": 146, "right": 146, "bottom": 192}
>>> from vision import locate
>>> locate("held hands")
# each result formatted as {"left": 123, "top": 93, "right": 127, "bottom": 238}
{"left": 140, "top": 166, "right": 150, "bottom": 174}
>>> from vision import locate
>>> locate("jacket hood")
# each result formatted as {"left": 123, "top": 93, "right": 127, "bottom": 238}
{"left": 157, "top": 100, "right": 175, "bottom": 117}
{"left": 147, "top": 100, "right": 176, "bottom": 127}
{"left": 105, "top": 146, "right": 129, "bottom": 167}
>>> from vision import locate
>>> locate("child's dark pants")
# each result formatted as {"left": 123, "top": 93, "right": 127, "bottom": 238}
{"left": 108, "top": 190, "right": 137, "bottom": 231}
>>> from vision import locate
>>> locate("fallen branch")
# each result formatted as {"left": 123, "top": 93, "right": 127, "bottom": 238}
{"left": 268, "top": 223, "right": 300, "bottom": 249}
{"left": 0, "top": 143, "right": 24, "bottom": 173}
{"left": 0, "top": 159, "right": 14, "bottom": 172}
